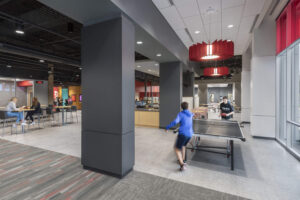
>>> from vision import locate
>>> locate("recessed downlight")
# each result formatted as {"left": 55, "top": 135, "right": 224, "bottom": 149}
{"left": 15, "top": 30, "right": 24, "bottom": 35}
{"left": 39, "top": 59, "right": 45, "bottom": 63}
{"left": 155, "top": 63, "right": 159, "bottom": 66}
{"left": 137, "top": 41, "right": 143, "bottom": 45}
{"left": 76, "top": 74, "right": 80, "bottom": 77}
{"left": 148, "top": 69, "right": 152, "bottom": 72}
{"left": 194, "top": 30, "right": 200, "bottom": 34}
{"left": 6, "top": 65, "right": 12, "bottom": 68}
{"left": 227, "top": 24, "right": 234, "bottom": 28}
{"left": 79, "top": 67, "right": 82, "bottom": 70}
{"left": 156, "top": 53, "right": 162, "bottom": 57}
{"left": 137, "top": 65, "right": 141, "bottom": 68}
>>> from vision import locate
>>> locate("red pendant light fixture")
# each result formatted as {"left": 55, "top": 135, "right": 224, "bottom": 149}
{"left": 189, "top": 2, "right": 234, "bottom": 62}
{"left": 203, "top": 66, "right": 229, "bottom": 77}
{"left": 189, "top": 40, "right": 234, "bottom": 61}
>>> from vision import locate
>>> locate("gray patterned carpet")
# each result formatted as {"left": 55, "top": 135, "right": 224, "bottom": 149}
{"left": 0, "top": 139, "right": 249, "bottom": 200}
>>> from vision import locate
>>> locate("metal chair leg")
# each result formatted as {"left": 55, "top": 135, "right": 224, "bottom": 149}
{"left": 76, "top": 111, "right": 78, "bottom": 123}
{"left": 2, "top": 120, "right": 5, "bottom": 136}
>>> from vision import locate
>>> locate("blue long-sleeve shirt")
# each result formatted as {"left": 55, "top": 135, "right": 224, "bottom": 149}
{"left": 166, "top": 110, "right": 194, "bottom": 137}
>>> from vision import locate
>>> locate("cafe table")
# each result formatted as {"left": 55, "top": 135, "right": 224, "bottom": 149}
{"left": 55, "top": 106, "right": 72, "bottom": 125}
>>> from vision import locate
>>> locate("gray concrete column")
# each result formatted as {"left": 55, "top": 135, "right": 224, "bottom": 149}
{"left": 81, "top": 15, "right": 135, "bottom": 177}
{"left": 183, "top": 72, "right": 194, "bottom": 97}
{"left": 198, "top": 84, "right": 208, "bottom": 105}
{"left": 48, "top": 64, "right": 54, "bottom": 105}
{"left": 234, "top": 82, "right": 241, "bottom": 108}
{"left": 159, "top": 62, "right": 183, "bottom": 128}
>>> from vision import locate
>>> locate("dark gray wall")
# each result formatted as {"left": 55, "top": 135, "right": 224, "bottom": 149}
{"left": 34, "top": 81, "right": 48, "bottom": 106}
{"left": 16, "top": 86, "right": 27, "bottom": 107}
{"left": 81, "top": 15, "right": 135, "bottom": 177}
{"left": 160, "top": 62, "right": 182, "bottom": 128}
{"left": 0, "top": 80, "right": 15, "bottom": 107}
{"left": 183, "top": 72, "right": 194, "bottom": 97}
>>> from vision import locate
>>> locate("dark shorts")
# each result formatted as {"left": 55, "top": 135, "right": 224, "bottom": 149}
{"left": 175, "top": 134, "right": 191, "bottom": 150}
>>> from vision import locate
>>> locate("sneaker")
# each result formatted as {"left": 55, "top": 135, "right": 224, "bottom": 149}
{"left": 180, "top": 163, "right": 187, "bottom": 171}
{"left": 12, "top": 124, "right": 17, "bottom": 128}
{"left": 30, "top": 122, "right": 35, "bottom": 126}
{"left": 21, "top": 122, "right": 27, "bottom": 126}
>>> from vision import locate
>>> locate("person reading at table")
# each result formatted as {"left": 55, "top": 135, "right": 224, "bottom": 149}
{"left": 220, "top": 96, "right": 234, "bottom": 120}
{"left": 25, "top": 97, "right": 41, "bottom": 125}
{"left": 6, "top": 97, "right": 26, "bottom": 127}
{"left": 165, "top": 102, "right": 194, "bottom": 171}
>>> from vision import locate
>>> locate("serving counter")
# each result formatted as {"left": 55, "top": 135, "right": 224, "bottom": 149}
{"left": 135, "top": 109, "right": 159, "bottom": 127}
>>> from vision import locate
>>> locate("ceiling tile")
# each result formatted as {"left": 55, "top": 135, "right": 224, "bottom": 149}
{"left": 222, "top": 5, "right": 243, "bottom": 28}
{"left": 243, "top": 0, "right": 265, "bottom": 17}
{"left": 184, "top": 15, "right": 203, "bottom": 29}
{"left": 197, "top": 0, "right": 221, "bottom": 14}
{"left": 175, "top": 29, "right": 191, "bottom": 42}
{"left": 152, "top": 0, "right": 171, "bottom": 9}
{"left": 222, "top": 0, "right": 245, "bottom": 9}
{"left": 160, "top": 6, "right": 185, "bottom": 29}
{"left": 174, "top": 0, "right": 199, "bottom": 18}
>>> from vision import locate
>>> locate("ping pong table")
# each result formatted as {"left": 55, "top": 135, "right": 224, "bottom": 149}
{"left": 174, "top": 119, "right": 246, "bottom": 170}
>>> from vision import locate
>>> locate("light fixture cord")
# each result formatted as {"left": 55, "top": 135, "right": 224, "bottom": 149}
{"left": 221, "top": 0, "right": 222, "bottom": 40}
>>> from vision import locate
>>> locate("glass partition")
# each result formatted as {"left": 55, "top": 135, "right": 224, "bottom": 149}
{"left": 277, "top": 40, "right": 300, "bottom": 157}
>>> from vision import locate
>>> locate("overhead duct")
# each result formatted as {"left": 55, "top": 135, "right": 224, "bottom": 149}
{"left": 0, "top": 43, "right": 81, "bottom": 67}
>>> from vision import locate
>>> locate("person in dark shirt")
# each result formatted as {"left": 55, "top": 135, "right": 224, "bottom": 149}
{"left": 219, "top": 96, "right": 234, "bottom": 120}
{"left": 25, "top": 97, "right": 41, "bottom": 125}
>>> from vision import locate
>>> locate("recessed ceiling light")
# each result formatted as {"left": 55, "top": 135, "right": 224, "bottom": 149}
{"left": 6, "top": 65, "right": 12, "bottom": 68}
{"left": 148, "top": 69, "right": 152, "bottom": 72}
{"left": 156, "top": 53, "right": 162, "bottom": 57}
{"left": 155, "top": 63, "right": 159, "bottom": 66}
{"left": 76, "top": 74, "right": 80, "bottom": 77}
{"left": 39, "top": 59, "right": 45, "bottom": 63}
{"left": 137, "top": 41, "right": 143, "bottom": 45}
{"left": 194, "top": 30, "right": 200, "bottom": 34}
{"left": 15, "top": 30, "right": 25, "bottom": 35}
{"left": 227, "top": 24, "right": 234, "bottom": 28}
{"left": 79, "top": 67, "right": 82, "bottom": 70}
{"left": 137, "top": 65, "right": 141, "bottom": 68}
{"left": 227, "top": 40, "right": 231, "bottom": 42}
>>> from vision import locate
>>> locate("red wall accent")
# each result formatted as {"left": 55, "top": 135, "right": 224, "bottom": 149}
{"left": 135, "top": 80, "right": 159, "bottom": 100}
{"left": 17, "top": 81, "right": 33, "bottom": 87}
{"left": 277, "top": 0, "right": 300, "bottom": 54}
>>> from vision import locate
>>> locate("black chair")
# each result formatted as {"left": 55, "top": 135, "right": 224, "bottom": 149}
{"left": 0, "top": 110, "right": 17, "bottom": 135}
{"left": 34, "top": 108, "right": 45, "bottom": 128}
{"left": 66, "top": 106, "right": 78, "bottom": 123}
{"left": 46, "top": 106, "right": 57, "bottom": 126}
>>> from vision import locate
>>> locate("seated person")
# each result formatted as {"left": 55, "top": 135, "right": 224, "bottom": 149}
{"left": 25, "top": 97, "right": 41, "bottom": 125}
{"left": 6, "top": 97, "right": 26, "bottom": 127}
{"left": 220, "top": 96, "right": 234, "bottom": 120}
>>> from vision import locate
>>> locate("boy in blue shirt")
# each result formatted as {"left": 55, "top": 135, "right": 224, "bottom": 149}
{"left": 165, "top": 102, "right": 194, "bottom": 171}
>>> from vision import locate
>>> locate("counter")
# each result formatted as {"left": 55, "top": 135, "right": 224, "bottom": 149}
{"left": 135, "top": 109, "right": 159, "bottom": 127}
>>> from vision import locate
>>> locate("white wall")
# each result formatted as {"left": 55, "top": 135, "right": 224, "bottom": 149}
{"left": 250, "top": 16, "right": 276, "bottom": 138}
{"left": 251, "top": 56, "right": 276, "bottom": 137}
{"left": 241, "top": 71, "right": 251, "bottom": 122}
